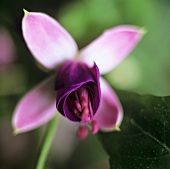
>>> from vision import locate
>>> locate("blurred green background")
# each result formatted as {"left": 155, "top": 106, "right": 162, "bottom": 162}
{"left": 0, "top": 0, "right": 170, "bottom": 168}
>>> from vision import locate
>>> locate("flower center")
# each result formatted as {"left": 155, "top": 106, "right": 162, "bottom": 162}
{"left": 73, "top": 87, "right": 93, "bottom": 123}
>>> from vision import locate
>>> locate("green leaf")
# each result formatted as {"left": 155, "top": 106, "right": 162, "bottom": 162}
{"left": 99, "top": 91, "right": 170, "bottom": 169}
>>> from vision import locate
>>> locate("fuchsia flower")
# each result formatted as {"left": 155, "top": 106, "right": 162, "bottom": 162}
{"left": 12, "top": 10, "right": 143, "bottom": 138}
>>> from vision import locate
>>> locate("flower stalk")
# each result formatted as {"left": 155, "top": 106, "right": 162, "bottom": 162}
{"left": 36, "top": 115, "right": 59, "bottom": 169}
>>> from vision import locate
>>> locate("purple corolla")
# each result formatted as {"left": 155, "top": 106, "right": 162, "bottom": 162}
{"left": 12, "top": 10, "right": 143, "bottom": 138}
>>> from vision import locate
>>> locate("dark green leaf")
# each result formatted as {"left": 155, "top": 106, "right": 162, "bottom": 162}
{"left": 99, "top": 91, "right": 170, "bottom": 169}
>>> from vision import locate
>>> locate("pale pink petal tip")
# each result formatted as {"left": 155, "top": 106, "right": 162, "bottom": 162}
{"left": 12, "top": 76, "right": 57, "bottom": 133}
{"left": 80, "top": 25, "right": 144, "bottom": 74}
{"left": 94, "top": 78, "right": 123, "bottom": 131}
{"left": 22, "top": 11, "right": 78, "bottom": 70}
{"left": 23, "top": 9, "right": 29, "bottom": 16}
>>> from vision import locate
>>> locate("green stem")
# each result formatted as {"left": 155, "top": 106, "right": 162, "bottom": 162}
{"left": 36, "top": 115, "right": 59, "bottom": 169}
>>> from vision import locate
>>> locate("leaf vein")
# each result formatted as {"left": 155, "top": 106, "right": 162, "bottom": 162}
{"left": 131, "top": 119, "right": 170, "bottom": 154}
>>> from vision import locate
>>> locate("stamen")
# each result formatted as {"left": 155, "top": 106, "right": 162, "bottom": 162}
{"left": 73, "top": 87, "right": 94, "bottom": 122}
{"left": 81, "top": 96, "right": 88, "bottom": 108}
{"left": 77, "top": 125, "right": 88, "bottom": 139}
{"left": 74, "top": 101, "right": 82, "bottom": 112}
{"left": 75, "top": 91, "right": 80, "bottom": 102}
{"left": 73, "top": 109, "right": 81, "bottom": 118}
{"left": 81, "top": 97, "right": 91, "bottom": 122}
{"left": 82, "top": 109, "right": 90, "bottom": 122}
{"left": 91, "top": 120, "right": 99, "bottom": 134}
{"left": 79, "top": 88, "right": 88, "bottom": 101}
{"left": 88, "top": 98, "right": 93, "bottom": 117}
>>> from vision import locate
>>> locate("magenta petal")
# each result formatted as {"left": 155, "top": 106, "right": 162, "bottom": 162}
{"left": 94, "top": 78, "right": 123, "bottom": 131}
{"left": 12, "top": 76, "right": 57, "bottom": 133}
{"left": 22, "top": 11, "right": 78, "bottom": 70}
{"left": 80, "top": 25, "right": 144, "bottom": 74}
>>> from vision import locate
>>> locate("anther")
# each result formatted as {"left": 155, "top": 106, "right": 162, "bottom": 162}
{"left": 77, "top": 125, "right": 88, "bottom": 139}
{"left": 91, "top": 120, "right": 99, "bottom": 134}
{"left": 73, "top": 109, "right": 81, "bottom": 117}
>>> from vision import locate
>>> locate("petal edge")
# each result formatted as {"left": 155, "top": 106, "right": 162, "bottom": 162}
{"left": 12, "top": 76, "right": 57, "bottom": 133}
{"left": 94, "top": 78, "right": 123, "bottom": 131}
{"left": 22, "top": 12, "right": 78, "bottom": 70}
{"left": 80, "top": 25, "right": 144, "bottom": 74}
